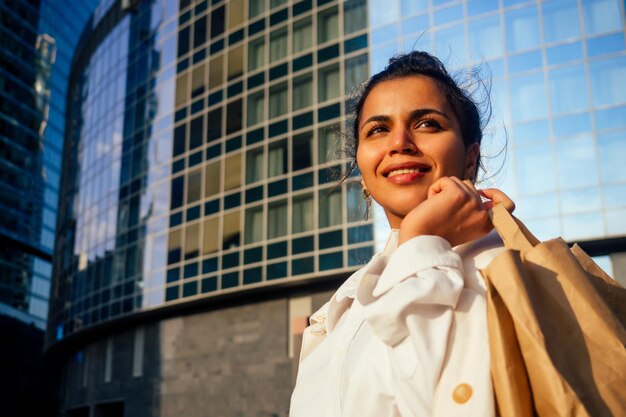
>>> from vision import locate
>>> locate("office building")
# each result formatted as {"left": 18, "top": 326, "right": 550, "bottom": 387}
{"left": 49, "top": 0, "right": 626, "bottom": 416}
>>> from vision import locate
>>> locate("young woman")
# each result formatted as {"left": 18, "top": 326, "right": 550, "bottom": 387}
{"left": 290, "top": 51, "right": 515, "bottom": 417}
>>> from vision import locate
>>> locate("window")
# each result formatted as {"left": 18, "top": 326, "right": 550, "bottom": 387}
{"left": 549, "top": 65, "right": 589, "bottom": 115}
{"left": 318, "top": 124, "right": 341, "bottom": 163}
{"left": 347, "top": 182, "right": 366, "bottom": 222}
{"left": 271, "top": 0, "right": 286, "bottom": 8}
{"left": 292, "top": 132, "right": 313, "bottom": 171}
{"left": 246, "top": 147, "right": 265, "bottom": 183}
{"left": 132, "top": 328, "right": 144, "bottom": 377}
{"left": 344, "top": 0, "right": 367, "bottom": 34}
{"left": 228, "top": 45, "right": 244, "bottom": 80}
{"left": 227, "top": 99, "right": 243, "bottom": 134}
{"left": 268, "top": 200, "right": 287, "bottom": 239}
{"left": 194, "top": 16, "right": 207, "bottom": 48}
{"left": 319, "top": 187, "right": 342, "bottom": 228}
{"left": 168, "top": 229, "right": 182, "bottom": 264}
{"left": 222, "top": 211, "right": 241, "bottom": 249}
{"left": 175, "top": 73, "right": 189, "bottom": 107}
{"left": 203, "top": 216, "right": 219, "bottom": 254}
{"left": 211, "top": 6, "right": 225, "bottom": 38}
{"left": 187, "top": 169, "right": 202, "bottom": 203}
{"left": 469, "top": 14, "right": 503, "bottom": 60}
{"left": 247, "top": 91, "right": 264, "bottom": 126}
{"left": 270, "top": 27, "right": 288, "bottom": 62}
{"left": 582, "top": 0, "right": 621, "bottom": 35}
{"left": 509, "top": 73, "right": 548, "bottom": 122}
{"left": 185, "top": 223, "right": 200, "bottom": 259}
{"left": 204, "top": 161, "right": 221, "bottom": 197}
{"left": 245, "top": 205, "right": 263, "bottom": 243}
{"left": 207, "top": 107, "right": 222, "bottom": 141}
{"left": 228, "top": 0, "right": 245, "bottom": 29}
{"left": 248, "top": 37, "right": 265, "bottom": 71}
{"left": 191, "top": 63, "right": 206, "bottom": 97}
{"left": 293, "top": 17, "right": 313, "bottom": 53}
{"left": 249, "top": 0, "right": 264, "bottom": 18}
{"left": 292, "top": 193, "right": 314, "bottom": 233}
{"left": 208, "top": 54, "right": 224, "bottom": 90}
{"left": 318, "top": 64, "right": 340, "bottom": 102}
{"left": 292, "top": 74, "right": 313, "bottom": 110}
{"left": 269, "top": 82, "right": 288, "bottom": 118}
{"left": 505, "top": 6, "right": 541, "bottom": 52}
{"left": 318, "top": 7, "right": 339, "bottom": 44}
{"left": 345, "top": 54, "right": 368, "bottom": 93}
{"left": 542, "top": 0, "right": 581, "bottom": 43}
{"left": 268, "top": 140, "right": 287, "bottom": 177}
{"left": 224, "top": 153, "right": 242, "bottom": 191}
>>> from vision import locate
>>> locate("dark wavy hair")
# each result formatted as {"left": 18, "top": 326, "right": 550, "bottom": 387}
{"left": 342, "top": 50, "right": 492, "bottom": 182}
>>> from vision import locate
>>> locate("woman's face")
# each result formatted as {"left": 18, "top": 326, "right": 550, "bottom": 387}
{"left": 356, "top": 76, "right": 479, "bottom": 228}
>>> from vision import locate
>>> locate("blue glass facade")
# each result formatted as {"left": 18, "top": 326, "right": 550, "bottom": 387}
{"left": 50, "top": 0, "right": 626, "bottom": 347}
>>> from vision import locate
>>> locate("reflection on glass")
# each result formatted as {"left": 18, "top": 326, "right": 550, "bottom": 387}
{"left": 293, "top": 17, "right": 312, "bottom": 53}
{"left": 346, "top": 182, "right": 365, "bottom": 222}
{"left": 434, "top": 24, "right": 467, "bottom": 66}
{"left": 318, "top": 7, "right": 339, "bottom": 44}
{"left": 319, "top": 187, "right": 342, "bottom": 228}
{"left": 560, "top": 187, "right": 601, "bottom": 215}
{"left": 247, "top": 91, "right": 265, "bottom": 126}
{"left": 246, "top": 147, "right": 264, "bottom": 183}
{"left": 292, "top": 74, "right": 313, "bottom": 111}
{"left": 469, "top": 14, "right": 502, "bottom": 60}
{"left": 185, "top": 223, "right": 200, "bottom": 259}
{"left": 293, "top": 193, "right": 314, "bottom": 233}
{"left": 226, "top": 99, "right": 242, "bottom": 134}
{"left": 589, "top": 57, "right": 626, "bottom": 107}
{"left": 549, "top": 65, "right": 588, "bottom": 115}
{"left": 249, "top": 0, "right": 264, "bottom": 19}
{"left": 228, "top": 45, "right": 244, "bottom": 80}
{"left": 509, "top": 73, "right": 548, "bottom": 122}
{"left": 167, "top": 229, "right": 181, "bottom": 264}
{"left": 205, "top": 160, "right": 221, "bottom": 196}
{"left": 344, "top": 0, "right": 367, "bottom": 34}
{"left": 268, "top": 140, "right": 287, "bottom": 177}
{"left": 505, "top": 6, "right": 541, "bottom": 52}
{"left": 369, "top": 0, "right": 400, "bottom": 27}
{"left": 597, "top": 131, "right": 626, "bottom": 183}
{"left": 208, "top": 54, "right": 224, "bottom": 90}
{"left": 269, "top": 82, "right": 288, "bottom": 118}
{"left": 175, "top": 73, "right": 188, "bottom": 107}
{"left": 318, "top": 64, "right": 340, "bottom": 102}
{"left": 203, "top": 216, "right": 219, "bottom": 254}
{"left": 270, "top": 27, "right": 288, "bottom": 62}
{"left": 187, "top": 169, "right": 202, "bottom": 203}
{"left": 224, "top": 153, "right": 242, "bottom": 191}
{"left": 562, "top": 212, "right": 604, "bottom": 240}
{"left": 268, "top": 200, "right": 287, "bottom": 239}
{"left": 555, "top": 137, "right": 598, "bottom": 189}
{"left": 542, "top": 0, "right": 580, "bottom": 43}
{"left": 245, "top": 205, "right": 263, "bottom": 243}
{"left": 222, "top": 211, "right": 241, "bottom": 249}
{"left": 248, "top": 37, "right": 265, "bottom": 71}
{"left": 228, "top": 0, "right": 244, "bottom": 29}
{"left": 582, "top": 0, "right": 622, "bottom": 35}
{"left": 515, "top": 143, "right": 556, "bottom": 194}
{"left": 191, "top": 63, "right": 206, "bottom": 97}
{"left": 345, "top": 54, "right": 368, "bottom": 93}
{"left": 318, "top": 124, "right": 341, "bottom": 163}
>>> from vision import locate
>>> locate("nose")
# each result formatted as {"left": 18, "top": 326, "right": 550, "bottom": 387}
{"left": 389, "top": 128, "right": 418, "bottom": 155}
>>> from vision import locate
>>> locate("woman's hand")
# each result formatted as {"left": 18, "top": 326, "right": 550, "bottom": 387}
{"left": 397, "top": 177, "right": 514, "bottom": 247}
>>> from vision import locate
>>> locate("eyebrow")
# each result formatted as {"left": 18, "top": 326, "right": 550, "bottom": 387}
{"left": 359, "top": 108, "right": 451, "bottom": 132}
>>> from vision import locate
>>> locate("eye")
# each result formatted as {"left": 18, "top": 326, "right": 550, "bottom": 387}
{"left": 365, "top": 123, "right": 389, "bottom": 137}
{"left": 415, "top": 118, "right": 442, "bottom": 130}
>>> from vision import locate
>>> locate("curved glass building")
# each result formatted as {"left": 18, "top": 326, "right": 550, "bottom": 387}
{"left": 49, "top": 0, "right": 626, "bottom": 415}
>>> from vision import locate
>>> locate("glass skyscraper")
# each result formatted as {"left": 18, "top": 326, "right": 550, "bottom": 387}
{"left": 48, "top": 0, "right": 625, "bottom": 415}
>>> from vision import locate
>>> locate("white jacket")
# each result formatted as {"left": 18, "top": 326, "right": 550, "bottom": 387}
{"left": 290, "top": 231, "right": 504, "bottom": 417}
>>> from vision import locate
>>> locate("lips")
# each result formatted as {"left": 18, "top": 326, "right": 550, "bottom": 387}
{"left": 382, "top": 162, "right": 431, "bottom": 178}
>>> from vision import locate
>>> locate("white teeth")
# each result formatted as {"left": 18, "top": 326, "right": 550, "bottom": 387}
{"left": 387, "top": 168, "right": 427, "bottom": 177}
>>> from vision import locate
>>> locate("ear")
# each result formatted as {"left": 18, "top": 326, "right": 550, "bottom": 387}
{"left": 464, "top": 143, "right": 480, "bottom": 180}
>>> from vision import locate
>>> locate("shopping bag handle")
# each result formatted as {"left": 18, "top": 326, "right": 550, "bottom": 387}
{"left": 489, "top": 204, "right": 540, "bottom": 253}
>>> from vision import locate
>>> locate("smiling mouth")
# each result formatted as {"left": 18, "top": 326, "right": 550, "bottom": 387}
{"left": 386, "top": 167, "right": 431, "bottom": 178}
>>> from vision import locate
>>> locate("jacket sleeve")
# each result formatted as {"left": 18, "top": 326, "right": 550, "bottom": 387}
{"left": 355, "top": 235, "right": 465, "bottom": 415}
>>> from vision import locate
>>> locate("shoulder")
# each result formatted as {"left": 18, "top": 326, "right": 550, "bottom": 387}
{"left": 454, "top": 230, "right": 504, "bottom": 293}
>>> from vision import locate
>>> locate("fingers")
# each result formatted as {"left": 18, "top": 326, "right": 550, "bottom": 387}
{"left": 479, "top": 188, "right": 515, "bottom": 212}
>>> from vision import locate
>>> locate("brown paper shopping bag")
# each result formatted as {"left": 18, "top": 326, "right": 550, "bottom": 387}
{"left": 482, "top": 204, "right": 626, "bottom": 417}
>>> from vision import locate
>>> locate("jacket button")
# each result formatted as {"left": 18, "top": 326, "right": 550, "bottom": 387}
{"left": 452, "top": 383, "right": 473, "bottom": 404}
